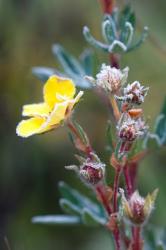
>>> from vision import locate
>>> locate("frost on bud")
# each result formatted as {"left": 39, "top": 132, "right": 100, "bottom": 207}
{"left": 79, "top": 156, "right": 105, "bottom": 186}
{"left": 121, "top": 189, "right": 158, "bottom": 225}
{"left": 117, "top": 115, "right": 148, "bottom": 153}
{"left": 95, "top": 64, "right": 129, "bottom": 93}
{"left": 65, "top": 153, "right": 105, "bottom": 186}
{"left": 118, "top": 116, "right": 148, "bottom": 142}
{"left": 117, "top": 81, "right": 149, "bottom": 105}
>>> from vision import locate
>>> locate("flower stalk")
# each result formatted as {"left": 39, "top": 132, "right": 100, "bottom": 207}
{"left": 100, "top": 0, "right": 115, "bottom": 14}
{"left": 109, "top": 95, "right": 121, "bottom": 122}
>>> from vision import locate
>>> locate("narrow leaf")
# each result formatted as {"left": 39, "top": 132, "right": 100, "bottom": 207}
{"left": 32, "top": 67, "right": 62, "bottom": 82}
{"left": 52, "top": 44, "right": 85, "bottom": 77}
{"left": 32, "top": 215, "right": 81, "bottom": 225}
{"left": 83, "top": 26, "right": 109, "bottom": 52}
{"left": 82, "top": 208, "right": 106, "bottom": 226}
{"left": 60, "top": 198, "right": 81, "bottom": 215}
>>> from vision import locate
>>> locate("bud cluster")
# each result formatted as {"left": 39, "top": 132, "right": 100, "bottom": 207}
{"left": 114, "top": 72, "right": 149, "bottom": 148}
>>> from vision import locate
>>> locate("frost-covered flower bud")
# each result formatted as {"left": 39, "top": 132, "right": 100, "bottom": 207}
{"left": 117, "top": 81, "right": 149, "bottom": 105}
{"left": 121, "top": 189, "right": 158, "bottom": 225}
{"left": 65, "top": 154, "right": 105, "bottom": 186}
{"left": 95, "top": 64, "right": 129, "bottom": 93}
{"left": 80, "top": 158, "right": 105, "bottom": 185}
{"left": 118, "top": 116, "right": 148, "bottom": 142}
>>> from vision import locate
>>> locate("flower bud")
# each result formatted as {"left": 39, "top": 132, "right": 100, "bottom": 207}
{"left": 118, "top": 116, "right": 148, "bottom": 142}
{"left": 80, "top": 158, "right": 105, "bottom": 185}
{"left": 121, "top": 189, "right": 158, "bottom": 225}
{"left": 118, "top": 81, "right": 149, "bottom": 105}
{"left": 95, "top": 64, "right": 129, "bottom": 93}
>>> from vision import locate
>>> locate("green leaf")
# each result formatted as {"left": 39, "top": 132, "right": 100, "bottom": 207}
{"left": 106, "top": 122, "right": 114, "bottom": 153}
{"left": 52, "top": 44, "right": 84, "bottom": 76}
{"left": 32, "top": 215, "right": 81, "bottom": 225}
{"left": 80, "top": 49, "right": 94, "bottom": 75}
{"left": 73, "top": 121, "right": 89, "bottom": 145}
{"left": 154, "top": 97, "right": 166, "bottom": 146}
{"left": 120, "top": 21, "right": 134, "bottom": 47}
{"left": 127, "top": 26, "right": 149, "bottom": 52}
{"left": 83, "top": 26, "right": 109, "bottom": 52}
{"left": 52, "top": 44, "right": 91, "bottom": 89}
{"left": 108, "top": 40, "right": 127, "bottom": 53}
{"left": 143, "top": 133, "right": 161, "bottom": 150}
{"left": 161, "top": 97, "right": 166, "bottom": 114}
{"left": 120, "top": 5, "right": 136, "bottom": 28}
{"left": 157, "top": 243, "right": 165, "bottom": 250}
{"left": 68, "top": 131, "right": 75, "bottom": 147}
{"left": 58, "top": 182, "right": 107, "bottom": 224}
{"left": 102, "top": 16, "right": 117, "bottom": 43}
{"left": 82, "top": 208, "right": 106, "bottom": 226}
{"left": 145, "top": 226, "right": 166, "bottom": 250}
{"left": 114, "top": 140, "right": 122, "bottom": 159}
{"left": 60, "top": 198, "right": 81, "bottom": 216}
{"left": 32, "top": 67, "right": 62, "bottom": 82}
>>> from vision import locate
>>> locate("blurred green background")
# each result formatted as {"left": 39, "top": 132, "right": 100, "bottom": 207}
{"left": 0, "top": 0, "right": 166, "bottom": 249}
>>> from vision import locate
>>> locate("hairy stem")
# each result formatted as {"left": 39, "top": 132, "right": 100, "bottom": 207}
{"left": 123, "top": 164, "right": 133, "bottom": 197}
{"left": 132, "top": 226, "right": 142, "bottom": 250}
{"left": 113, "top": 167, "right": 121, "bottom": 212}
{"left": 96, "top": 185, "right": 112, "bottom": 215}
{"left": 100, "top": 0, "right": 115, "bottom": 14}
{"left": 110, "top": 54, "right": 120, "bottom": 69}
{"left": 112, "top": 166, "right": 122, "bottom": 250}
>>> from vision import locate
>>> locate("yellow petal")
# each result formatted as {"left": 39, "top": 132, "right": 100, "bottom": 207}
{"left": 22, "top": 103, "right": 51, "bottom": 117}
{"left": 43, "top": 75, "right": 76, "bottom": 108}
{"left": 47, "top": 91, "right": 84, "bottom": 126}
{"left": 67, "top": 91, "right": 84, "bottom": 111}
{"left": 16, "top": 117, "right": 49, "bottom": 137}
{"left": 47, "top": 102, "right": 69, "bottom": 126}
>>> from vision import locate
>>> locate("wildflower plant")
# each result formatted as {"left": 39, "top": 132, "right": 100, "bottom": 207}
{"left": 16, "top": 0, "right": 166, "bottom": 249}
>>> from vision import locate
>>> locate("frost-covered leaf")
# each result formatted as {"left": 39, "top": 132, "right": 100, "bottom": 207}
{"left": 52, "top": 44, "right": 84, "bottom": 76}
{"left": 58, "top": 181, "right": 107, "bottom": 225}
{"left": 102, "top": 16, "right": 117, "bottom": 43}
{"left": 32, "top": 67, "right": 62, "bottom": 82}
{"left": 120, "top": 5, "right": 136, "bottom": 28}
{"left": 32, "top": 215, "right": 81, "bottom": 225}
{"left": 143, "top": 133, "right": 161, "bottom": 150}
{"left": 80, "top": 49, "right": 94, "bottom": 75}
{"left": 106, "top": 122, "right": 114, "bottom": 153}
{"left": 52, "top": 44, "right": 91, "bottom": 89}
{"left": 82, "top": 208, "right": 106, "bottom": 226}
{"left": 154, "top": 97, "right": 166, "bottom": 146}
{"left": 59, "top": 198, "right": 81, "bottom": 216}
{"left": 145, "top": 226, "right": 166, "bottom": 250}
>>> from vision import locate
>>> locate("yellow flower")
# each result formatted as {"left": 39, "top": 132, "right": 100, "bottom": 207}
{"left": 16, "top": 75, "right": 83, "bottom": 137}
